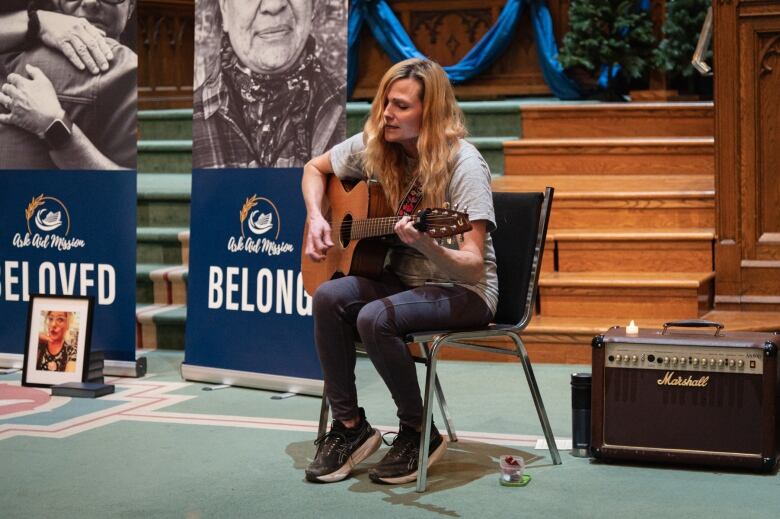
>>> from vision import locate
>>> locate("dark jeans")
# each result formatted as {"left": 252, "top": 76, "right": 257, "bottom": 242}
{"left": 312, "top": 270, "right": 493, "bottom": 429}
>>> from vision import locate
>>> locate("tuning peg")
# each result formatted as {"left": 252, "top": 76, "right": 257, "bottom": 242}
{"left": 443, "top": 201, "right": 450, "bottom": 209}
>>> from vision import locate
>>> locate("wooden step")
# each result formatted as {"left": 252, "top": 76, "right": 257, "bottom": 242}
{"left": 503, "top": 137, "right": 713, "bottom": 176}
{"left": 136, "top": 304, "right": 186, "bottom": 350}
{"left": 137, "top": 173, "right": 191, "bottom": 227}
{"left": 550, "top": 229, "right": 714, "bottom": 272}
{"left": 137, "top": 227, "right": 190, "bottom": 265}
{"left": 539, "top": 272, "right": 714, "bottom": 319}
{"left": 492, "top": 175, "right": 715, "bottom": 230}
{"left": 521, "top": 102, "right": 713, "bottom": 138}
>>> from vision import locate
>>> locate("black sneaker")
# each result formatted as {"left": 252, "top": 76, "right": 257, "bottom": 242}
{"left": 368, "top": 423, "right": 447, "bottom": 484}
{"left": 305, "top": 408, "right": 381, "bottom": 483}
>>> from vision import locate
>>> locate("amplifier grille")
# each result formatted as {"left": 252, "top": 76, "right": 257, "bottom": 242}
{"left": 604, "top": 369, "right": 763, "bottom": 454}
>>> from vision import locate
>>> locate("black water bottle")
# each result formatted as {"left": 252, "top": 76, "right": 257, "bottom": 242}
{"left": 571, "top": 372, "right": 592, "bottom": 457}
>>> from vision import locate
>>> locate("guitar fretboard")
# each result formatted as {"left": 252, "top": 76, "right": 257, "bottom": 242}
{"left": 349, "top": 216, "right": 405, "bottom": 240}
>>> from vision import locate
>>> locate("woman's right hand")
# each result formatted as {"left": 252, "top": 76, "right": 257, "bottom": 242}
{"left": 37, "top": 10, "right": 114, "bottom": 75}
{"left": 305, "top": 215, "right": 333, "bottom": 262}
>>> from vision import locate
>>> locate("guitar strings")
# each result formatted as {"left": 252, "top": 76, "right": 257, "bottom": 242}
{"left": 331, "top": 216, "right": 470, "bottom": 235}
{"left": 328, "top": 215, "right": 468, "bottom": 227}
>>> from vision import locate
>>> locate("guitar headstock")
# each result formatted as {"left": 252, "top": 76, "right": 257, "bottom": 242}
{"left": 415, "top": 208, "right": 472, "bottom": 238}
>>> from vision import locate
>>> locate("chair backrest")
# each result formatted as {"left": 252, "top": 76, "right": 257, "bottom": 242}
{"left": 491, "top": 188, "right": 553, "bottom": 328}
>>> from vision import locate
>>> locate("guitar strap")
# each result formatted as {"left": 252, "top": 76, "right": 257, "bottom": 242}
{"left": 396, "top": 177, "right": 424, "bottom": 217}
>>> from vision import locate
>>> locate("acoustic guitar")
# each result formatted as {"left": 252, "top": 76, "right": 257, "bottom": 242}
{"left": 301, "top": 175, "right": 472, "bottom": 294}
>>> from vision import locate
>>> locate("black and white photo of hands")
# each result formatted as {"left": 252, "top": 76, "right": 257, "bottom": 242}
{"left": 0, "top": 64, "right": 65, "bottom": 137}
{"left": 38, "top": 9, "right": 114, "bottom": 74}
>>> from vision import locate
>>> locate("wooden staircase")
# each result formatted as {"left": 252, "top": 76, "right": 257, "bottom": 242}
{"left": 491, "top": 102, "right": 718, "bottom": 363}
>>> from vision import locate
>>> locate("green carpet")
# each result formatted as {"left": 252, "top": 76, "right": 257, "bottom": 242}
{"left": 1, "top": 352, "right": 777, "bottom": 518}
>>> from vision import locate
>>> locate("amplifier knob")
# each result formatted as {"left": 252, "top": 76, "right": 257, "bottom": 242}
{"left": 717, "top": 359, "right": 724, "bottom": 367}
{"left": 738, "top": 360, "right": 744, "bottom": 368}
{"left": 664, "top": 357, "right": 670, "bottom": 364}
{"left": 701, "top": 358, "right": 707, "bottom": 365}
{"left": 671, "top": 357, "right": 678, "bottom": 365}
{"left": 729, "top": 359, "right": 735, "bottom": 367}
{"left": 680, "top": 357, "right": 687, "bottom": 365}
{"left": 709, "top": 358, "right": 716, "bottom": 366}
{"left": 615, "top": 355, "right": 622, "bottom": 362}
{"left": 692, "top": 358, "right": 698, "bottom": 365}
{"left": 631, "top": 355, "right": 638, "bottom": 363}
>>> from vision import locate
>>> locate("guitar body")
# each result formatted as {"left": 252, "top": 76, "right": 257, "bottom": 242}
{"left": 301, "top": 176, "right": 394, "bottom": 295}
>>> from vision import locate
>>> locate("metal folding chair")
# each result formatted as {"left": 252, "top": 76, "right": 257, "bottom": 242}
{"left": 318, "top": 188, "right": 560, "bottom": 492}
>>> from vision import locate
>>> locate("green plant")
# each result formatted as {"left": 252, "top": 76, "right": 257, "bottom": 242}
{"left": 559, "top": 0, "right": 655, "bottom": 99}
{"left": 655, "top": 0, "right": 712, "bottom": 79}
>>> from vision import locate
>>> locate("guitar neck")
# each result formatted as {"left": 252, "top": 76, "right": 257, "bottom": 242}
{"left": 349, "top": 216, "right": 404, "bottom": 240}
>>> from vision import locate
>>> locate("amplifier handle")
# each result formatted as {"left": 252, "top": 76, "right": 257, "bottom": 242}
{"left": 662, "top": 319, "right": 724, "bottom": 336}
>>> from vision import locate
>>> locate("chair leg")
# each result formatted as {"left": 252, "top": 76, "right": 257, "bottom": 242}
{"left": 420, "top": 341, "right": 457, "bottom": 442}
{"left": 434, "top": 374, "right": 458, "bottom": 443}
{"left": 317, "top": 396, "right": 330, "bottom": 438}
{"left": 416, "top": 337, "right": 444, "bottom": 492}
{"left": 510, "top": 333, "right": 562, "bottom": 466}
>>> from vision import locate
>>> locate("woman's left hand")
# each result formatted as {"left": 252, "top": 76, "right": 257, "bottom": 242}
{"left": 395, "top": 215, "right": 438, "bottom": 253}
{"left": 0, "top": 64, "right": 64, "bottom": 137}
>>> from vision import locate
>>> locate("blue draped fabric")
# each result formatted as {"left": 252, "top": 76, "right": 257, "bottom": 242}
{"left": 528, "top": 0, "right": 581, "bottom": 99}
{"left": 347, "top": 0, "right": 581, "bottom": 99}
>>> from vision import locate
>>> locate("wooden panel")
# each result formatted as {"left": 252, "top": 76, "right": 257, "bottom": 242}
{"left": 742, "top": 22, "right": 780, "bottom": 263}
{"left": 138, "top": 0, "right": 194, "bottom": 110}
{"left": 352, "top": 0, "right": 571, "bottom": 99}
{"left": 740, "top": 261, "right": 780, "bottom": 296}
{"left": 503, "top": 138, "right": 714, "bottom": 176}
{"left": 714, "top": 1, "right": 780, "bottom": 305}
{"left": 521, "top": 103, "right": 714, "bottom": 139}
{"left": 756, "top": 34, "right": 780, "bottom": 244}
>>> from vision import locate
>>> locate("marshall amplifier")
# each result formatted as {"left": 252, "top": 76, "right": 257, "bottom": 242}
{"left": 591, "top": 320, "right": 780, "bottom": 471}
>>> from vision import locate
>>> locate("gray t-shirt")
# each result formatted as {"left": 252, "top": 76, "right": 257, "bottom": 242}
{"left": 329, "top": 133, "right": 499, "bottom": 314}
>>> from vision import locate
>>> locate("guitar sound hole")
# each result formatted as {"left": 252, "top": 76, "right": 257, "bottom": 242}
{"left": 340, "top": 215, "right": 352, "bottom": 247}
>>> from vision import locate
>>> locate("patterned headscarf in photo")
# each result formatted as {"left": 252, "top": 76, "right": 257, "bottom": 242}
{"left": 220, "top": 33, "right": 322, "bottom": 166}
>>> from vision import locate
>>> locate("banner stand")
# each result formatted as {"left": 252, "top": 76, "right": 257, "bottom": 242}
{"left": 181, "top": 363, "right": 323, "bottom": 396}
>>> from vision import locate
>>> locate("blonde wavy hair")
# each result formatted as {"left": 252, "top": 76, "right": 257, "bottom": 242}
{"left": 362, "top": 58, "right": 466, "bottom": 208}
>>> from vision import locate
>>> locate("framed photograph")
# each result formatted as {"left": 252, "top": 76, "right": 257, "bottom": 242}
{"left": 22, "top": 295, "right": 95, "bottom": 388}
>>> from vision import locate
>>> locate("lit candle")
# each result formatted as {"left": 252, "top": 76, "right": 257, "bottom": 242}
{"left": 626, "top": 320, "right": 639, "bottom": 335}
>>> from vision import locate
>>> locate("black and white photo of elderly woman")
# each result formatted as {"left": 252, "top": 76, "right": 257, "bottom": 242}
{"left": 193, "top": 0, "right": 347, "bottom": 169}
{"left": 0, "top": 0, "right": 137, "bottom": 170}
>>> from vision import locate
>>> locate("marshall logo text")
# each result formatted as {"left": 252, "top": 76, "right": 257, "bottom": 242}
{"left": 657, "top": 371, "right": 710, "bottom": 387}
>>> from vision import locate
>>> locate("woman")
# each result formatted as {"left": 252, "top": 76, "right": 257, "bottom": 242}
{"left": 37, "top": 311, "right": 77, "bottom": 372}
{"left": 0, "top": 0, "right": 136, "bottom": 170}
{"left": 301, "top": 58, "right": 498, "bottom": 484}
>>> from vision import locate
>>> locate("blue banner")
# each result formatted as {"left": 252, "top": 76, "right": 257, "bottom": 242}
{"left": 0, "top": 170, "right": 137, "bottom": 362}
{"left": 184, "top": 168, "right": 320, "bottom": 382}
